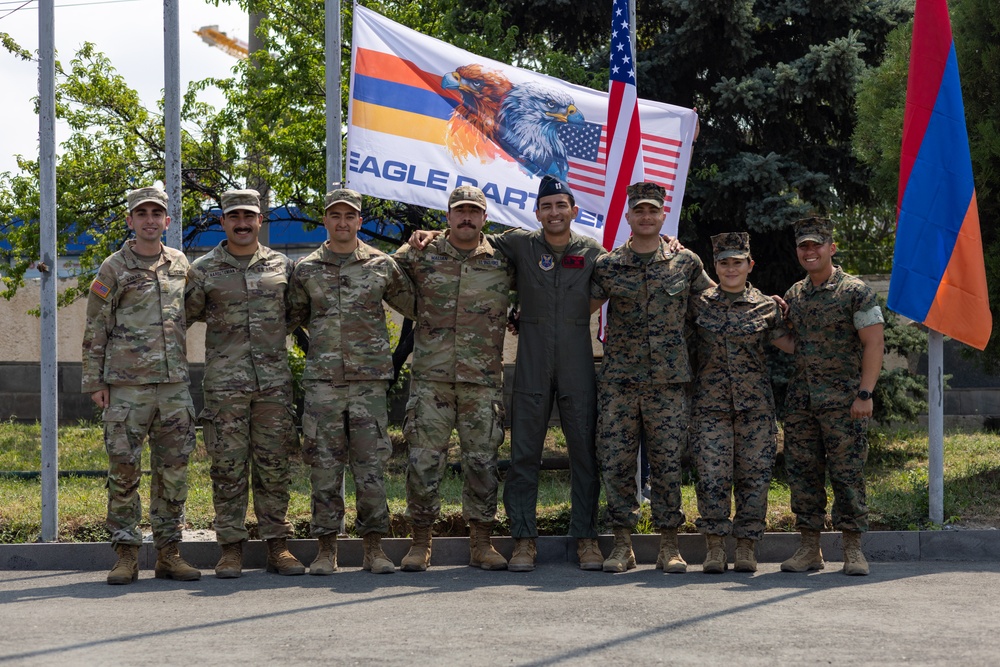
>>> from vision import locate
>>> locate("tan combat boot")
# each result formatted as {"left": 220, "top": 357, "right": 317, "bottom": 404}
{"left": 401, "top": 525, "right": 432, "bottom": 572}
{"left": 508, "top": 538, "right": 537, "bottom": 572}
{"left": 215, "top": 541, "right": 243, "bottom": 579}
{"left": 107, "top": 544, "right": 139, "bottom": 585}
{"left": 266, "top": 537, "right": 306, "bottom": 575}
{"left": 780, "top": 529, "right": 825, "bottom": 572}
{"left": 702, "top": 534, "right": 728, "bottom": 574}
{"left": 734, "top": 538, "right": 757, "bottom": 573}
{"left": 603, "top": 527, "right": 636, "bottom": 573}
{"left": 655, "top": 529, "right": 688, "bottom": 574}
{"left": 309, "top": 534, "right": 338, "bottom": 575}
{"left": 468, "top": 521, "right": 508, "bottom": 570}
{"left": 842, "top": 531, "right": 870, "bottom": 576}
{"left": 576, "top": 538, "right": 603, "bottom": 571}
{"left": 154, "top": 543, "right": 201, "bottom": 581}
{"left": 362, "top": 533, "right": 396, "bottom": 574}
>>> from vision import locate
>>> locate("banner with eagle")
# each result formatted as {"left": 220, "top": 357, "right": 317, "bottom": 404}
{"left": 347, "top": 5, "right": 699, "bottom": 240}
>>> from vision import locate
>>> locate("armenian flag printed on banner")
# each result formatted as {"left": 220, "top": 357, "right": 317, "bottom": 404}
{"left": 346, "top": 5, "right": 698, "bottom": 241}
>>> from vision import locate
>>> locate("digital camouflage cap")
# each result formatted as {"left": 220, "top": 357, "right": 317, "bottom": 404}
{"left": 221, "top": 189, "right": 261, "bottom": 215}
{"left": 448, "top": 184, "right": 487, "bottom": 210}
{"left": 127, "top": 187, "right": 168, "bottom": 212}
{"left": 711, "top": 232, "right": 751, "bottom": 262}
{"left": 627, "top": 182, "right": 666, "bottom": 209}
{"left": 325, "top": 188, "right": 362, "bottom": 212}
{"left": 793, "top": 217, "right": 834, "bottom": 245}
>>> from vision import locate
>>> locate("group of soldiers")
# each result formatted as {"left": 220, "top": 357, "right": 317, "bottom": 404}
{"left": 82, "top": 175, "right": 884, "bottom": 585}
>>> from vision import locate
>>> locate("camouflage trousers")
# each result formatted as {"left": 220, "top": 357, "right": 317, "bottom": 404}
{"left": 301, "top": 379, "right": 390, "bottom": 537}
{"left": 103, "top": 383, "right": 195, "bottom": 549}
{"left": 199, "top": 386, "right": 298, "bottom": 544}
{"left": 784, "top": 407, "right": 870, "bottom": 533}
{"left": 691, "top": 407, "right": 777, "bottom": 540}
{"left": 597, "top": 382, "right": 688, "bottom": 531}
{"left": 403, "top": 380, "right": 504, "bottom": 526}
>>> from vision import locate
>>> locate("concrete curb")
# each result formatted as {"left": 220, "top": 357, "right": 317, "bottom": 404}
{"left": 2, "top": 529, "right": 998, "bottom": 571}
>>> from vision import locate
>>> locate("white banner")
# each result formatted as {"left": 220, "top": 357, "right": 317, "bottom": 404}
{"left": 347, "top": 5, "right": 698, "bottom": 240}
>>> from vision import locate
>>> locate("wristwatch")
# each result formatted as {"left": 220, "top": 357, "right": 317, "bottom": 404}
{"left": 857, "top": 390, "right": 873, "bottom": 401}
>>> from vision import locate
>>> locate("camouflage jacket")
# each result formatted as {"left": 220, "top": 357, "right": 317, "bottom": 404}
{"left": 783, "top": 266, "right": 884, "bottom": 411}
{"left": 81, "top": 241, "right": 190, "bottom": 392}
{"left": 689, "top": 284, "right": 786, "bottom": 411}
{"left": 591, "top": 240, "right": 712, "bottom": 384}
{"left": 394, "top": 232, "right": 514, "bottom": 388}
{"left": 288, "top": 241, "right": 415, "bottom": 382}
{"left": 185, "top": 242, "right": 293, "bottom": 392}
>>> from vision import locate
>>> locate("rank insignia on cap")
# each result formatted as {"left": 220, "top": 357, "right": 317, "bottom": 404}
{"left": 90, "top": 278, "right": 111, "bottom": 300}
{"left": 539, "top": 254, "right": 555, "bottom": 271}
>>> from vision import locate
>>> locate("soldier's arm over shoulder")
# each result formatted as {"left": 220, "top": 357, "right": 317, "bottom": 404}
{"left": 684, "top": 249, "right": 714, "bottom": 292}
{"left": 484, "top": 227, "right": 523, "bottom": 259}
{"left": 383, "top": 256, "right": 417, "bottom": 320}
{"left": 184, "top": 261, "right": 207, "bottom": 325}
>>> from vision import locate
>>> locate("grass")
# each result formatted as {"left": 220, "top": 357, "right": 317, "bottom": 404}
{"left": 1, "top": 419, "right": 998, "bottom": 543}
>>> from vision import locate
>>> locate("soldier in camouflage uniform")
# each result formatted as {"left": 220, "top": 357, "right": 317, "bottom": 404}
{"left": 393, "top": 185, "right": 515, "bottom": 572}
{"left": 185, "top": 189, "right": 304, "bottom": 579}
{"left": 689, "top": 232, "right": 793, "bottom": 574}
{"left": 590, "top": 182, "right": 713, "bottom": 574}
{"left": 288, "top": 188, "right": 415, "bottom": 575}
{"left": 780, "top": 217, "right": 884, "bottom": 576}
{"left": 82, "top": 186, "right": 200, "bottom": 585}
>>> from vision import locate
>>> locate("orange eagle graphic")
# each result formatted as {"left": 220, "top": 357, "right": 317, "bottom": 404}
{"left": 441, "top": 64, "right": 514, "bottom": 165}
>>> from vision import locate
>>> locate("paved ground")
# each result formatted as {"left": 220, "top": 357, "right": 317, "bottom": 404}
{"left": 2, "top": 561, "right": 998, "bottom": 666}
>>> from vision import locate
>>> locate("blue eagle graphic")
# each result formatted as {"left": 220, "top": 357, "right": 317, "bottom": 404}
{"left": 496, "top": 82, "right": 585, "bottom": 180}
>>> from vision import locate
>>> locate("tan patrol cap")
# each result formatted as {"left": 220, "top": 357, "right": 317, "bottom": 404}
{"left": 127, "top": 187, "right": 168, "bottom": 212}
{"left": 711, "top": 232, "right": 751, "bottom": 262}
{"left": 793, "top": 217, "right": 834, "bottom": 245}
{"left": 627, "top": 182, "right": 666, "bottom": 209}
{"left": 325, "top": 188, "right": 362, "bottom": 212}
{"left": 448, "top": 185, "right": 487, "bottom": 211}
{"left": 221, "top": 189, "right": 261, "bottom": 215}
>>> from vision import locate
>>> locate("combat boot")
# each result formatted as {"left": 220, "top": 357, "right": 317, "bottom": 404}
{"left": 266, "top": 538, "right": 306, "bottom": 575}
{"left": 655, "top": 529, "right": 688, "bottom": 574}
{"left": 780, "top": 529, "right": 825, "bottom": 572}
{"left": 508, "top": 538, "right": 536, "bottom": 572}
{"left": 734, "top": 538, "right": 757, "bottom": 573}
{"left": 215, "top": 541, "right": 244, "bottom": 579}
{"left": 468, "top": 521, "right": 507, "bottom": 570}
{"left": 576, "top": 538, "right": 603, "bottom": 571}
{"left": 309, "top": 534, "right": 338, "bottom": 575}
{"left": 362, "top": 533, "right": 396, "bottom": 574}
{"left": 603, "top": 527, "right": 636, "bottom": 573}
{"left": 842, "top": 531, "right": 870, "bottom": 576}
{"left": 401, "top": 525, "right": 432, "bottom": 572}
{"left": 107, "top": 544, "right": 139, "bottom": 585}
{"left": 154, "top": 543, "right": 201, "bottom": 581}
{"left": 702, "top": 534, "right": 728, "bottom": 574}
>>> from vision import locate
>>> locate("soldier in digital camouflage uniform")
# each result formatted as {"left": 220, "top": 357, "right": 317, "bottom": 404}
{"left": 689, "top": 232, "right": 793, "bottom": 574}
{"left": 82, "top": 186, "right": 200, "bottom": 585}
{"left": 590, "top": 182, "right": 714, "bottom": 574}
{"left": 780, "top": 217, "right": 884, "bottom": 576}
{"left": 185, "top": 189, "right": 304, "bottom": 579}
{"left": 392, "top": 185, "right": 515, "bottom": 572}
{"left": 288, "top": 188, "right": 415, "bottom": 575}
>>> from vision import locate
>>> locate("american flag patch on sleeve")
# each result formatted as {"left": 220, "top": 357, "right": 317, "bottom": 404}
{"left": 90, "top": 279, "right": 111, "bottom": 300}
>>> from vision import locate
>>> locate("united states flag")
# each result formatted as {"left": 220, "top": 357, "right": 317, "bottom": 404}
{"left": 561, "top": 121, "right": 681, "bottom": 214}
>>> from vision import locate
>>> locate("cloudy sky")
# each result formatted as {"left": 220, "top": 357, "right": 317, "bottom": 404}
{"left": 0, "top": 0, "right": 248, "bottom": 174}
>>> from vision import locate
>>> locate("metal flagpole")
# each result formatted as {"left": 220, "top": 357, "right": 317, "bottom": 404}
{"left": 38, "top": 0, "right": 59, "bottom": 543}
{"left": 927, "top": 331, "right": 944, "bottom": 524}
{"left": 326, "top": 0, "right": 343, "bottom": 189}
{"left": 164, "top": 0, "right": 182, "bottom": 250}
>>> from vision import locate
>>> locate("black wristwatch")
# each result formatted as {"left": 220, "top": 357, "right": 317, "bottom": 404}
{"left": 857, "top": 390, "right": 873, "bottom": 401}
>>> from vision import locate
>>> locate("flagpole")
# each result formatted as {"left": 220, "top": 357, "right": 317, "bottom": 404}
{"left": 927, "top": 330, "right": 944, "bottom": 523}
{"left": 326, "top": 0, "right": 342, "bottom": 189}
